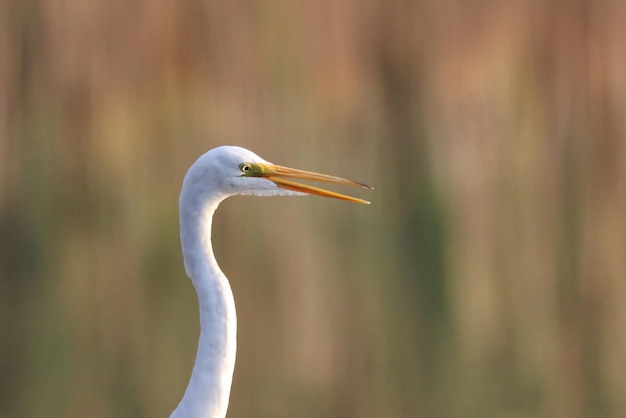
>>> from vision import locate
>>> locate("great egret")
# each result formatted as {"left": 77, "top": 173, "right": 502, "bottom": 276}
{"left": 170, "top": 146, "right": 370, "bottom": 418}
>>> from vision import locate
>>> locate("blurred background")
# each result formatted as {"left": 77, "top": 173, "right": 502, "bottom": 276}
{"left": 1, "top": 0, "right": 625, "bottom": 417}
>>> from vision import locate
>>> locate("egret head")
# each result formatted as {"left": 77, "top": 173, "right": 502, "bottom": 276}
{"left": 181, "top": 146, "right": 371, "bottom": 204}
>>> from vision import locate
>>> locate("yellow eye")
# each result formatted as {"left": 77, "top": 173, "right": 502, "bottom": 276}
{"left": 239, "top": 163, "right": 252, "bottom": 173}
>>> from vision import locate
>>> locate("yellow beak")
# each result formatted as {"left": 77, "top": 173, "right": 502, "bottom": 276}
{"left": 247, "top": 163, "right": 372, "bottom": 204}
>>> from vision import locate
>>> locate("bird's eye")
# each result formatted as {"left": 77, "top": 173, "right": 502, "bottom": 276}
{"left": 239, "top": 163, "right": 252, "bottom": 173}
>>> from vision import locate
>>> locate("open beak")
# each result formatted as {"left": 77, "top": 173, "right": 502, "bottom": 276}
{"left": 251, "top": 163, "right": 372, "bottom": 204}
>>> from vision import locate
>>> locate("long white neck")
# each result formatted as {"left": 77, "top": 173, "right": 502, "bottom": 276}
{"left": 171, "top": 191, "right": 237, "bottom": 418}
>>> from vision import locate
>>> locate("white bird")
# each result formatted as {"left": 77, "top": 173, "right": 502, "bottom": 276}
{"left": 170, "top": 146, "right": 370, "bottom": 418}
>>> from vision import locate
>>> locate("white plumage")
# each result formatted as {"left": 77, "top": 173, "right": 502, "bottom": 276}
{"left": 170, "top": 146, "right": 370, "bottom": 418}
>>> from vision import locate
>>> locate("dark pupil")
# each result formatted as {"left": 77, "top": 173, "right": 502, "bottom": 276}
{"left": 243, "top": 165, "right": 249, "bottom": 171}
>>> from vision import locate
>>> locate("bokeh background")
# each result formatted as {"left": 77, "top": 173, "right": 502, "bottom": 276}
{"left": 2, "top": 1, "right": 625, "bottom": 417}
